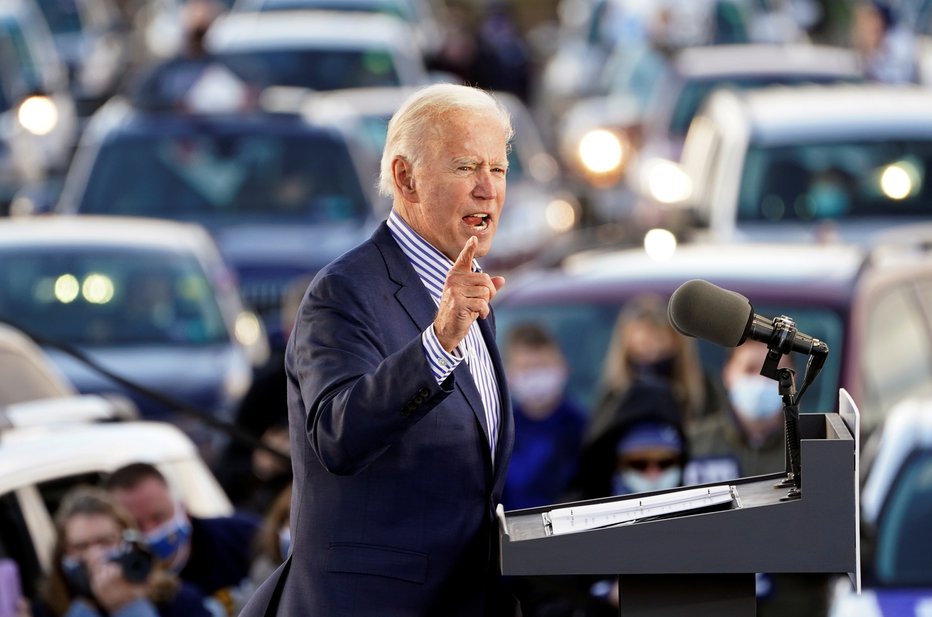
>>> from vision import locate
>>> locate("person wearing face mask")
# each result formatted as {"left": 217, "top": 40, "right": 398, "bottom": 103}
{"left": 104, "top": 463, "right": 259, "bottom": 617}
{"left": 683, "top": 341, "right": 790, "bottom": 486}
{"left": 35, "top": 486, "right": 216, "bottom": 617}
{"left": 585, "top": 294, "right": 713, "bottom": 447}
{"left": 500, "top": 322, "right": 585, "bottom": 511}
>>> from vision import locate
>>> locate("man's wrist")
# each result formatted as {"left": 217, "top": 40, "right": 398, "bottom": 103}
{"left": 422, "top": 326, "right": 462, "bottom": 384}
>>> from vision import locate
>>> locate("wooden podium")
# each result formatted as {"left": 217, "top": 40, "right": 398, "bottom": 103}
{"left": 497, "top": 401, "right": 860, "bottom": 617}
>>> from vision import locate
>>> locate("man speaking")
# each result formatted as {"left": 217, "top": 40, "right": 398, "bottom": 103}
{"left": 238, "top": 83, "right": 519, "bottom": 616}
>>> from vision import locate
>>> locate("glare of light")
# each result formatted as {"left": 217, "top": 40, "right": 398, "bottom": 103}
{"left": 645, "top": 158, "right": 692, "bottom": 204}
{"left": 643, "top": 228, "right": 677, "bottom": 261}
{"left": 54, "top": 274, "right": 80, "bottom": 304}
{"left": 82, "top": 273, "right": 115, "bottom": 304}
{"left": 17, "top": 95, "right": 59, "bottom": 136}
{"left": 880, "top": 164, "right": 913, "bottom": 200}
{"left": 235, "top": 311, "right": 262, "bottom": 347}
{"left": 578, "top": 129, "right": 624, "bottom": 174}
{"left": 545, "top": 199, "right": 577, "bottom": 232}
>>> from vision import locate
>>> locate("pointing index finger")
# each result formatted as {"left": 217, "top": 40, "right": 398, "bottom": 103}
{"left": 453, "top": 236, "right": 477, "bottom": 271}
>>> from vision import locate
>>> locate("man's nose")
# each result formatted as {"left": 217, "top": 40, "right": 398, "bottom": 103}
{"left": 472, "top": 169, "right": 499, "bottom": 199}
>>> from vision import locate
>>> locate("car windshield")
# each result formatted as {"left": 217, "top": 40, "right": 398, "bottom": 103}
{"left": 669, "top": 74, "right": 858, "bottom": 138}
{"left": 0, "top": 248, "right": 229, "bottom": 346}
{"left": 77, "top": 131, "right": 370, "bottom": 224}
{"left": 34, "top": 0, "right": 83, "bottom": 35}
{"left": 219, "top": 49, "right": 401, "bottom": 91}
{"left": 874, "top": 450, "right": 932, "bottom": 586}
{"left": 738, "top": 140, "right": 932, "bottom": 223}
{"left": 253, "top": 0, "right": 413, "bottom": 21}
{"left": 494, "top": 301, "right": 843, "bottom": 415}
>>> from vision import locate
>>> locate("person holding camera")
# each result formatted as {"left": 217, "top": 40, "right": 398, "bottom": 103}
{"left": 35, "top": 486, "right": 217, "bottom": 617}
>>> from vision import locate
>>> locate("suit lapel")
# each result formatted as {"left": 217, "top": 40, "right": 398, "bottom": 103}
{"left": 373, "top": 224, "right": 494, "bottom": 454}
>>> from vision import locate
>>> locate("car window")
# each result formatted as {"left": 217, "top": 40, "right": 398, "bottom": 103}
{"left": 874, "top": 450, "right": 932, "bottom": 585}
{"left": 495, "top": 300, "right": 843, "bottom": 415}
{"left": 739, "top": 141, "right": 932, "bottom": 223}
{"left": 34, "top": 0, "right": 83, "bottom": 34}
{"left": 862, "top": 283, "right": 932, "bottom": 429}
{"left": 0, "top": 18, "right": 40, "bottom": 112}
{"left": 219, "top": 48, "right": 401, "bottom": 91}
{"left": 35, "top": 471, "right": 104, "bottom": 520}
{"left": 78, "top": 132, "right": 369, "bottom": 224}
{"left": 0, "top": 248, "right": 230, "bottom": 347}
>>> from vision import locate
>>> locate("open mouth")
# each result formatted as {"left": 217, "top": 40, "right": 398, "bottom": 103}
{"left": 463, "top": 213, "right": 490, "bottom": 231}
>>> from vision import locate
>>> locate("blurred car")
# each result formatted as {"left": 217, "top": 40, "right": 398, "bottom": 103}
{"left": 0, "top": 0, "right": 78, "bottom": 212}
{"left": 561, "top": 43, "right": 862, "bottom": 225}
{"left": 493, "top": 227, "right": 932, "bottom": 437}
{"left": 52, "top": 95, "right": 382, "bottom": 349}
{"left": 0, "top": 216, "right": 267, "bottom": 463}
{"left": 228, "top": 0, "right": 442, "bottom": 59}
{"left": 33, "top": 0, "right": 128, "bottom": 117}
{"left": 827, "top": 397, "right": 932, "bottom": 616}
{"left": 205, "top": 9, "right": 430, "bottom": 92}
{"left": 651, "top": 83, "right": 932, "bottom": 245}
{"left": 0, "top": 407, "right": 233, "bottom": 605}
{"left": 301, "top": 85, "right": 580, "bottom": 271}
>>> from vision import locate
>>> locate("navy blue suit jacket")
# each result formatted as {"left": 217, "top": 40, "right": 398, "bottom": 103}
{"left": 239, "top": 223, "right": 515, "bottom": 616}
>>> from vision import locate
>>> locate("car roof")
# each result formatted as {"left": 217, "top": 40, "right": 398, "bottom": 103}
{"left": 497, "top": 242, "right": 866, "bottom": 308}
{"left": 208, "top": 9, "right": 414, "bottom": 50}
{"left": 718, "top": 83, "right": 932, "bottom": 141}
{"left": 673, "top": 44, "right": 861, "bottom": 80}
{"left": 0, "top": 216, "right": 215, "bottom": 254}
{"left": 0, "top": 420, "right": 201, "bottom": 494}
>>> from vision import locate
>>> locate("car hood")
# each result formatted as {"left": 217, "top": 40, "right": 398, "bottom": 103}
{"left": 212, "top": 221, "right": 376, "bottom": 271}
{"left": 43, "top": 344, "right": 248, "bottom": 417}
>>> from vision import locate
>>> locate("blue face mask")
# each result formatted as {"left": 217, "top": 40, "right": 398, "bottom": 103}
{"left": 144, "top": 509, "right": 192, "bottom": 569}
{"left": 728, "top": 375, "right": 783, "bottom": 421}
{"left": 612, "top": 467, "right": 682, "bottom": 495}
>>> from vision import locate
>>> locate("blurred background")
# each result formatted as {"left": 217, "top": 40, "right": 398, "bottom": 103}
{"left": 1, "top": 0, "right": 932, "bottom": 615}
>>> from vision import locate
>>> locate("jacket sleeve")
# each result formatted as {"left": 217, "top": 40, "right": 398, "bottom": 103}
{"left": 288, "top": 268, "right": 455, "bottom": 475}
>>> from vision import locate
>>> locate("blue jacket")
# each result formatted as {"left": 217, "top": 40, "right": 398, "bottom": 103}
{"left": 238, "top": 223, "right": 515, "bottom": 616}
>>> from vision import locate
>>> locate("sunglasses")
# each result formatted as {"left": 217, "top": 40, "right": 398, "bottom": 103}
{"left": 620, "top": 456, "right": 681, "bottom": 472}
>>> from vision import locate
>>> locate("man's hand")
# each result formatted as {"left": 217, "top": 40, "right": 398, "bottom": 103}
{"left": 434, "top": 236, "right": 505, "bottom": 353}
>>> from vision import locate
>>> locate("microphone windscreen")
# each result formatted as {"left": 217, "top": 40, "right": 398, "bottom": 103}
{"left": 667, "top": 279, "right": 753, "bottom": 347}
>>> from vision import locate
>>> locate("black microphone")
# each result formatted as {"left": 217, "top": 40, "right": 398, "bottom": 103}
{"left": 667, "top": 279, "right": 828, "bottom": 358}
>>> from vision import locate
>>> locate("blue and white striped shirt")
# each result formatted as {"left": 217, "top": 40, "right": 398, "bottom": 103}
{"left": 387, "top": 210, "right": 501, "bottom": 460}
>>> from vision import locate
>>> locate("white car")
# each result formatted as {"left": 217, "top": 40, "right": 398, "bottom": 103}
{"left": 206, "top": 9, "right": 430, "bottom": 91}
{"left": 0, "top": 410, "right": 234, "bottom": 604}
{"left": 828, "top": 397, "right": 932, "bottom": 616}
{"left": 650, "top": 83, "right": 932, "bottom": 245}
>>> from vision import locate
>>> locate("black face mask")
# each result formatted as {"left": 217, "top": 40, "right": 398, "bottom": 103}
{"left": 61, "top": 558, "right": 94, "bottom": 600}
{"left": 628, "top": 356, "right": 676, "bottom": 379}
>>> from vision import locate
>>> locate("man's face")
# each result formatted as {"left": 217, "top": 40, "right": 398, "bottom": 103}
{"left": 110, "top": 477, "right": 176, "bottom": 534}
{"left": 398, "top": 110, "right": 508, "bottom": 261}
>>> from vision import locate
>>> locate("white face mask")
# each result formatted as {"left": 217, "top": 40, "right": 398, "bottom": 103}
{"left": 613, "top": 467, "right": 682, "bottom": 495}
{"left": 728, "top": 374, "right": 783, "bottom": 421}
{"left": 508, "top": 366, "right": 567, "bottom": 412}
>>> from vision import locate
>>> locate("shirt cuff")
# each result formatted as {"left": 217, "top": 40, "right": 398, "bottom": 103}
{"left": 422, "top": 325, "right": 463, "bottom": 384}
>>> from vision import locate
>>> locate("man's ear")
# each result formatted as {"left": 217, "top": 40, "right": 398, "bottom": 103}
{"left": 392, "top": 157, "right": 418, "bottom": 202}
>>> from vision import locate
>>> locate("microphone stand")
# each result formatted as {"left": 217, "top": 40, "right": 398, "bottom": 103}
{"left": 757, "top": 316, "right": 829, "bottom": 501}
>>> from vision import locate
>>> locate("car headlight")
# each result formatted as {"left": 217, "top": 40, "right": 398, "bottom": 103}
{"left": 643, "top": 228, "right": 677, "bottom": 261}
{"left": 641, "top": 158, "right": 692, "bottom": 205}
{"left": 17, "top": 95, "right": 59, "bottom": 136}
{"left": 545, "top": 198, "right": 578, "bottom": 233}
{"left": 577, "top": 128, "right": 628, "bottom": 176}
{"left": 234, "top": 310, "right": 270, "bottom": 367}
